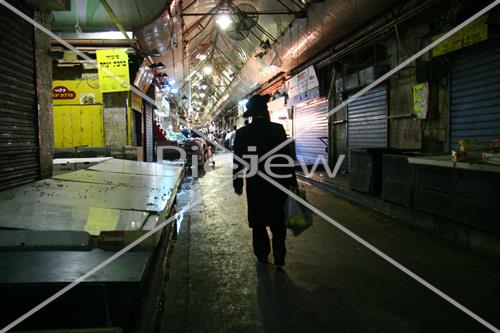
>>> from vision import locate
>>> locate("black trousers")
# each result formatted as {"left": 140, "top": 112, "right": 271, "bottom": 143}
{"left": 252, "top": 223, "right": 286, "bottom": 261}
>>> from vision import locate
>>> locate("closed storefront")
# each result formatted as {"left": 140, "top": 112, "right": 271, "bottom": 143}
{"left": 450, "top": 41, "right": 500, "bottom": 150}
{"left": 347, "top": 85, "right": 388, "bottom": 149}
{"left": 131, "top": 91, "right": 143, "bottom": 147}
{"left": 346, "top": 85, "right": 388, "bottom": 178}
{"left": 144, "top": 102, "right": 154, "bottom": 162}
{"left": 132, "top": 111, "right": 142, "bottom": 147}
{"left": 294, "top": 99, "right": 329, "bottom": 164}
{"left": 53, "top": 105, "right": 104, "bottom": 147}
{"left": 0, "top": 1, "right": 39, "bottom": 190}
{"left": 288, "top": 65, "right": 329, "bottom": 164}
{"left": 52, "top": 80, "right": 104, "bottom": 147}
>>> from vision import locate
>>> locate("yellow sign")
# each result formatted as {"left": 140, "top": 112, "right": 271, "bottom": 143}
{"left": 52, "top": 80, "right": 102, "bottom": 105}
{"left": 413, "top": 82, "right": 429, "bottom": 120}
{"left": 96, "top": 48, "right": 130, "bottom": 93}
{"left": 432, "top": 15, "right": 488, "bottom": 57}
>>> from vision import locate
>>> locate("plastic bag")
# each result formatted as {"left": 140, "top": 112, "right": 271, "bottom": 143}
{"left": 284, "top": 188, "right": 313, "bottom": 236}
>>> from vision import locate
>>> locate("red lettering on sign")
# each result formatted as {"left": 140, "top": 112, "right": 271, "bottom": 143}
{"left": 52, "top": 86, "right": 76, "bottom": 99}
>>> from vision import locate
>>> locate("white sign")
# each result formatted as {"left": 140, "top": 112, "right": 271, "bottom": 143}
{"left": 267, "top": 96, "right": 286, "bottom": 112}
{"left": 287, "top": 66, "right": 319, "bottom": 99}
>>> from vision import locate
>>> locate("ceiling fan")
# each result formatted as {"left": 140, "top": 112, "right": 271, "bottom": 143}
{"left": 224, "top": 3, "right": 258, "bottom": 41}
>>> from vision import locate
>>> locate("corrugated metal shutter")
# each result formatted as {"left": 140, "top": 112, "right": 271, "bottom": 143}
{"left": 144, "top": 104, "right": 153, "bottom": 162}
{"left": 450, "top": 41, "right": 500, "bottom": 150}
{"left": 294, "top": 99, "right": 328, "bottom": 164}
{"left": 348, "top": 85, "right": 388, "bottom": 148}
{"left": 0, "top": 1, "right": 39, "bottom": 190}
{"left": 132, "top": 115, "right": 137, "bottom": 147}
{"left": 132, "top": 110, "right": 140, "bottom": 147}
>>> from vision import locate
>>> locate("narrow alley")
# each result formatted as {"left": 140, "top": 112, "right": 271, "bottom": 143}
{"left": 159, "top": 154, "right": 499, "bottom": 333}
{"left": 1, "top": 0, "right": 500, "bottom": 332}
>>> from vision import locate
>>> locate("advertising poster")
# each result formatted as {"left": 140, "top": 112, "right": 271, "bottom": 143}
{"left": 96, "top": 48, "right": 130, "bottom": 93}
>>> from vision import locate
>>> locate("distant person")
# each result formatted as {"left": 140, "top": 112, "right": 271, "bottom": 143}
{"left": 208, "top": 131, "right": 215, "bottom": 142}
{"left": 233, "top": 95, "right": 297, "bottom": 266}
{"left": 220, "top": 131, "right": 226, "bottom": 146}
{"left": 227, "top": 125, "right": 237, "bottom": 151}
{"left": 225, "top": 129, "right": 235, "bottom": 151}
{"left": 154, "top": 121, "right": 167, "bottom": 143}
{"left": 181, "top": 126, "right": 190, "bottom": 138}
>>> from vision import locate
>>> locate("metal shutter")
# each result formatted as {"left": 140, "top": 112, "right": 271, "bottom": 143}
{"left": 144, "top": 104, "right": 153, "bottom": 162}
{"left": 450, "top": 41, "right": 500, "bottom": 150}
{"left": 348, "top": 86, "right": 388, "bottom": 148}
{"left": 294, "top": 99, "right": 329, "bottom": 164}
{"left": 132, "top": 115, "right": 137, "bottom": 147}
{"left": 0, "top": 1, "right": 39, "bottom": 190}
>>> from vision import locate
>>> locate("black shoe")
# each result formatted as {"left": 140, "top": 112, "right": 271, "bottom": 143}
{"left": 274, "top": 258, "right": 285, "bottom": 266}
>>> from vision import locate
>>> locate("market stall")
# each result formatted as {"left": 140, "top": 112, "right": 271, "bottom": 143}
{"left": 0, "top": 159, "right": 185, "bottom": 332}
{"left": 407, "top": 154, "right": 500, "bottom": 236}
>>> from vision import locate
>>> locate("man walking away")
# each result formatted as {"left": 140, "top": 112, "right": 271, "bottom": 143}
{"left": 233, "top": 94, "right": 297, "bottom": 266}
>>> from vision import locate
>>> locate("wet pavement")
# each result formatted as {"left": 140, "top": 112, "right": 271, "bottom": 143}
{"left": 159, "top": 153, "right": 499, "bottom": 333}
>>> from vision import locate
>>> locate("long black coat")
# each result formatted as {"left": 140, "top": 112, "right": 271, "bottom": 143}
{"left": 233, "top": 118, "right": 296, "bottom": 228}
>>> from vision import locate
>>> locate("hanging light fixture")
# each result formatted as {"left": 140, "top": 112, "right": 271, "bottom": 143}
{"left": 216, "top": 14, "right": 233, "bottom": 30}
{"left": 202, "top": 65, "right": 213, "bottom": 75}
{"left": 196, "top": 53, "right": 207, "bottom": 61}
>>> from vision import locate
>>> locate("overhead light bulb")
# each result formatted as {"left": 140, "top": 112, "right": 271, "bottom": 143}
{"left": 199, "top": 92, "right": 206, "bottom": 98}
{"left": 196, "top": 54, "right": 207, "bottom": 61}
{"left": 216, "top": 14, "right": 233, "bottom": 30}
{"left": 202, "top": 65, "right": 213, "bottom": 75}
{"left": 201, "top": 84, "right": 208, "bottom": 90}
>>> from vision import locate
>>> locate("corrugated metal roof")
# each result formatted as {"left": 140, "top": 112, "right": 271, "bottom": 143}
{"left": 50, "top": 0, "right": 406, "bottom": 126}
{"left": 137, "top": 0, "right": 402, "bottom": 124}
{"left": 50, "top": 0, "right": 168, "bottom": 31}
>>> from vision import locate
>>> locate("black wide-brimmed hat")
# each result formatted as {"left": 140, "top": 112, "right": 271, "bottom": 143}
{"left": 243, "top": 94, "right": 270, "bottom": 118}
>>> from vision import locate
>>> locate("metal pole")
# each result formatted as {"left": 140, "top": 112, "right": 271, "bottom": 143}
{"left": 99, "top": 0, "right": 132, "bottom": 41}
{"left": 181, "top": 11, "right": 300, "bottom": 16}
